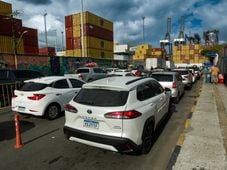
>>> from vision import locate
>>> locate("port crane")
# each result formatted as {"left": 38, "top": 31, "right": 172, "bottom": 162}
{"left": 160, "top": 17, "right": 172, "bottom": 59}
{"left": 174, "top": 16, "right": 186, "bottom": 46}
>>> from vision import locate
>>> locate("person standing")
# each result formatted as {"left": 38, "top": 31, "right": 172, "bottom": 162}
{"left": 210, "top": 65, "right": 220, "bottom": 83}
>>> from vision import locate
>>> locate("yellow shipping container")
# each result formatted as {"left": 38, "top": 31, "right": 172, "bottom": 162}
{"left": 0, "top": 1, "right": 12, "bottom": 16}
{"left": 72, "top": 12, "right": 113, "bottom": 31}
{"left": 83, "top": 36, "right": 113, "bottom": 51}
{"left": 73, "top": 26, "right": 81, "bottom": 38}
{"left": 65, "top": 49, "right": 82, "bottom": 57}
{"left": 85, "top": 48, "right": 113, "bottom": 59}
{"left": 189, "top": 50, "right": 194, "bottom": 55}
{"left": 0, "top": 36, "right": 24, "bottom": 54}
{"left": 194, "top": 44, "right": 200, "bottom": 50}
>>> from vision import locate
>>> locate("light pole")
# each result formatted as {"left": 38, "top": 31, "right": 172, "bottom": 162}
{"left": 142, "top": 16, "right": 145, "bottom": 44}
{"left": 80, "top": 0, "right": 85, "bottom": 57}
{"left": 14, "top": 30, "right": 28, "bottom": 69}
{"left": 61, "top": 31, "right": 64, "bottom": 51}
{"left": 53, "top": 29, "right": 57, "bottom": 53}
{"left": 43, "top": 12, "right": 48, "bottom": 47}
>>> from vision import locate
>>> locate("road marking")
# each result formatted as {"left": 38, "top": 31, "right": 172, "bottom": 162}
{"left": 176, "top": 133, "right": 185, "bottom": 146}
{"left": 185, "top": 119, "right": 191, "bottom": 129}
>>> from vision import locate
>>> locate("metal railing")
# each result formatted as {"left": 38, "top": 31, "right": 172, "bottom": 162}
{"left": 0, "top": 82, "right": 22, "bottom": 108}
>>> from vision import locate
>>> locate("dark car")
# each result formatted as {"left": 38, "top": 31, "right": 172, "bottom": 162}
{"left": 0, "top": 69, "right": 44, "bottom": 84}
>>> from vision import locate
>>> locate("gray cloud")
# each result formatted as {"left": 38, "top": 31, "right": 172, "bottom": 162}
{"left": 18, "top": 0, "right": 52, "bottom": 5}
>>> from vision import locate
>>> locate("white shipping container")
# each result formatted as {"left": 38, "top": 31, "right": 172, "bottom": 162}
{"left": 145, "top": 58, "right": 166, "bottom": 70}
{"left": 166, "top": 60, "right": 175, "bottom": 69}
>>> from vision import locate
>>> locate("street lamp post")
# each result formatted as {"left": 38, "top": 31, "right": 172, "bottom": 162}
{"left": 142, "top": 16, "right": 145, "bottom": 44}
{"left": 61, "top": 31, "right": 64, "bottom": 51}
{"left": 43, "top": 12, "right": 48, "bottom": 47}
{"left": 53, "top": 29, "right": 57, "bottom": 53}
{"left": 80, "top": 0, "right": 85, "bottom": 57}
{"left": 14, "top": 30, "right": 28, "bottom": 69}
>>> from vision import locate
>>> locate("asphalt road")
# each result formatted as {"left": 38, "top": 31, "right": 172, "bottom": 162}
{"left": 0, "top": 79, "right": 202, "bottom": 170}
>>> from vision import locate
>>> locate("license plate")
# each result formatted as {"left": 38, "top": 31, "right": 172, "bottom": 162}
{"left": 18, "top": 106, "right": 25, "bottom": 111}
{"left": 83, "top": 119, "right": 99, "bottom": 129}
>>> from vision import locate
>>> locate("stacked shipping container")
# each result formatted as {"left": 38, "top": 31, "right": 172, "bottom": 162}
{"left": 39, "top": 47, "right": 56, "bottom": 56}
{"left": 0, "top": 1, "right": 39, "bottom": 55}
{"left": 133, "top": 44, "right": 152, "bottom": 61}
{"left": 65, "top": 11, "right": 113, "bottom": 59}
{"left": 172, "top": 44, "right": 209, "bottom": 64}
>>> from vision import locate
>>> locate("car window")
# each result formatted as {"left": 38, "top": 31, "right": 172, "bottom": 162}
{"left": 53, "top": 79, "right": 69, "bottom": 89}
{"left": 152, "top": 74, "right": 173, "bottom": 82}
{"left": 93, "top": 68, "right": 104, "bottom": 73}
{"left": 174, "top": 70, "right": 189, "bottom": 75}
{"left": 76, "top": 69, "right": 89, "bottom": 73}
{"left": 137, "top": 82, "right": 155, "bottom": 101}
{"left": 151, "top": 80, "right": 164, "bottom": 95}
{"left": 21, "top": 82, "right": 48, "bottom": 91}
{"left": 69, "top": 78, "right": 84, "bottom": 88}
{"left": 176, "top": 74, "right": 182, "bottom": 81}
{"left": 74, "top": 89, "right": 128, "bottom": 107}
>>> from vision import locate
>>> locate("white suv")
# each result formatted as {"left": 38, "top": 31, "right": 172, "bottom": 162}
{"left": 64, "top": 77, "right": 171, "bottom": 154}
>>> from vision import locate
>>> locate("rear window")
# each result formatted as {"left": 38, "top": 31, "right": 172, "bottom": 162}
{"left": 21, "top": 82, "right": 48, "bottom": 91}
{"left": 174, "top": 70, "right": 189, "bottom": 75}
{"left": 74, "top": 89, "right": 129, "bottom": 107}
{"left": 76, "top": 69, "right": 89, "bottom": 73}
{"left": 152, "top": 74, "right": 173, "bottom": 82}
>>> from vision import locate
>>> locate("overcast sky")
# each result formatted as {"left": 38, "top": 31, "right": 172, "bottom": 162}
{"left": 3, "top": 0, "right": 227, "bottom": 50}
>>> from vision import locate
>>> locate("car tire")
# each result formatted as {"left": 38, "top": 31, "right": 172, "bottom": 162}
{"left": 173, "top": 93, "right": 180, "bottom": 104}
{"left": 141, "top": 121, "right": 154, "bottom": 154}
{"left": 45, "top": 103, "right": 60, "bottom": 120}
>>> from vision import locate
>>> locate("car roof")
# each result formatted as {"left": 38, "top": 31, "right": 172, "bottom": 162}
{"left": 24, "top": 76, "right": 72, "bottom": 84}
{"left": 152, "top": 71, "right": 177, "bottom": 75}
{"left": 83, "top": 77, "right": 154, "bottom": 91}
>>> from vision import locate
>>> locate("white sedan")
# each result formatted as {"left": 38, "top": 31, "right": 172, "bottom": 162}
{"left": 11, "top": 76, "right": 85, "bottom": 120}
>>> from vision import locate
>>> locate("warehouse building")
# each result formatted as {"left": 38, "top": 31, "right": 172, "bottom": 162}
{"left": 65, "top": 11, "right": 113, "bottom": 59}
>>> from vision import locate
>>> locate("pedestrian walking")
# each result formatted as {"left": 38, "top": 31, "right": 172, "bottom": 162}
{"left": 210, "top": 65, "right": 220, "bottom": 83}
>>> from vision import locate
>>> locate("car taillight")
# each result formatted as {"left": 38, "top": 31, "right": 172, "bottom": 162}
{"left": 172, "top": 82, "right": 177, "bottom": 88}
{"left": 64, "top": 104, "right": 78, "bottom": 113}
{"left": 12, "top": 92, "right": 17, "bottom": 98}
{"left": 27, "top": 94, "right": 45, "bottom": 100}
{"left": 104, "top": 110, "right": 142, "bottom": 119}
{"left": 78, "top": 74, "right": 83, "bottom": 80}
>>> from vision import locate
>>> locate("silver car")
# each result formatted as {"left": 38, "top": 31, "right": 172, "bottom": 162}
{"left": 151, "top": 71, "right": 184, "bottom": 103}
{"left": 173, "top": 69, "right": 193, "bottom": 90}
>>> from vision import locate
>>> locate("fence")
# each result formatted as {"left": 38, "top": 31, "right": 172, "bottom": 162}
{"left": 0, "top": 82, "right": 22, "bottom": 108}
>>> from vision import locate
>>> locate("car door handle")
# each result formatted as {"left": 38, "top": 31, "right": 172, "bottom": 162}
{"left": 56, "top": 93, "right": 62, "bottom": 96}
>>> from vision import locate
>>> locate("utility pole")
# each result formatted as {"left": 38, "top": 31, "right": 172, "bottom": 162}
{"left": 80, "top": 0, "right": 85, "bottom": 57}
{"left": 142, "top": 16, "right": 145, "bottom": 44}
{"left": 54, "top": 29, "right": 57, "bottom": 53}
{"left": 61, "top": 31, "right": 64, "bottom": 51}
{"left": 43, "top": 12, "right": 48, "bottom": 47}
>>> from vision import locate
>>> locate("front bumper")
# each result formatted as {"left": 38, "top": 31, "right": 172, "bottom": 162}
{"left": 63, "top": 126, "right": 141, "bottom": 153}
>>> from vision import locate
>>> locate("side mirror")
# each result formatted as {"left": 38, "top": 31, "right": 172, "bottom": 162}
{"left": 165, "top": 87, "right": 171, "bottom": 94}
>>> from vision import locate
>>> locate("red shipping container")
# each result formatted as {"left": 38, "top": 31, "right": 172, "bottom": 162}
{"left": 84, "top": 24, "right": 113, "bottom": 41}
{"left": 65, "top": 15, "right": 73, "bottom": 28}
{"left": 177, "top": 46, "right": 182, "bottom": 51}
{"left": 22, "top": 27, "right": 38, "bottom": 38}
{"left": 0, "top": 21, "right": 12, "bottom": 36}
{"left": 189, "top": 44, "right": 194, "bottom": 50}
{"left": 24, "top": 46, "right": 39, "bottom": 55}
{"left": 39, "top": 47, "right": 56, "bottom": 56}
{"left": 23, "top": 37, "right": 38, "bottom": 47}
{"left": 66, "top": 38, "right": 74, "bottom": 50}
{"left": 65, "top": 27, "right": 73, "bottom": 38}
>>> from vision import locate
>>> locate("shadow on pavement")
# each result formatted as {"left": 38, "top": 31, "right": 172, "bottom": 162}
{"left": 0, "top": 120, "right": 35, "bottom": 141}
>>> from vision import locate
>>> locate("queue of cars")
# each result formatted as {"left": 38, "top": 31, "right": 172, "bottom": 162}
{"left": 9, "top": 66, "right": 201, "bottom": 154}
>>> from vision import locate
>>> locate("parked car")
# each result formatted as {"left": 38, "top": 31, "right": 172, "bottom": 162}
{"left": 107, "top": 71, "right": 135, "bottom": 77}
{"left": 11, "top": 76, "right": 85, "bottom": 120}
{"left": 71, "top": 67, "right": 107, "bottom": 82}
{"left": 0, "top": 69, "right": 44, "bottom": 84}
{"left": 151, "top": 71, "right": 184, "bottom": 103}
{"left": 64, "top": 76, "right": 171, "bottom": 154}
{"left": 173, "top": 69, "right": 193, "bottom": 89}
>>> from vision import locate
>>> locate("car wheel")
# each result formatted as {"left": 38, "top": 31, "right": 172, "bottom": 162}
{"left": 141, "top": 122, "right": 154, "bottom": 154}
{"left": 45, "top": 103, "right": 60, "bottom": 120}
{"left": 173, "top": 93, "right": 180, "bottom": 104}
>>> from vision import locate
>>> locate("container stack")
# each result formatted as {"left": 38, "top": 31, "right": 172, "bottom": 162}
{"left": 172, "top": 44, "right": 209, "bottom": 64}
{"left": 65, "top": 11, "right": 113, "bottom": 59}
{"left": 39, "top": 47, "right": 55, "bottom": 56}
{"left": 151, "top": 48, "right": 166, "bottom": 58}
{"left": 0, "top": 1, "right": 39, "bottom": 55}
{"left": 133, "top": 44, "right": 152, "bottom": 61}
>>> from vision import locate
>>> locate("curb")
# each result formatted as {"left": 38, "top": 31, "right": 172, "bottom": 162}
{"left": 167, "top": 86, "right": 201, "bottom": 170}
